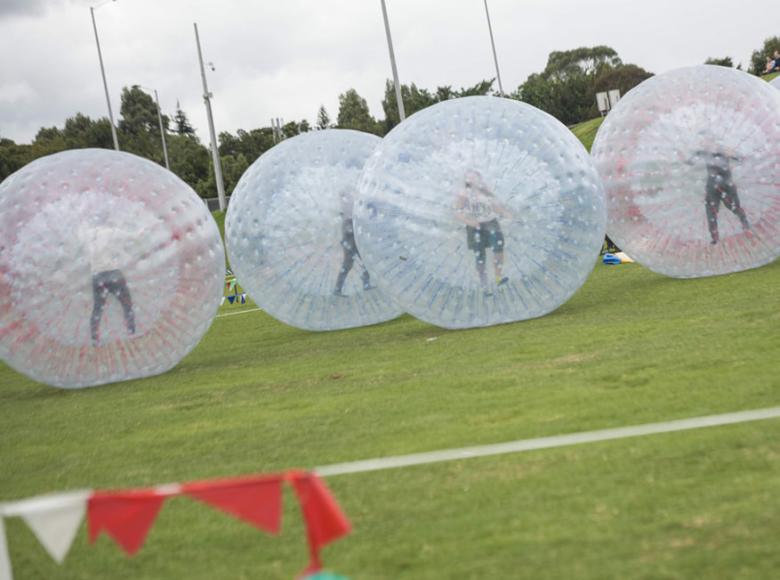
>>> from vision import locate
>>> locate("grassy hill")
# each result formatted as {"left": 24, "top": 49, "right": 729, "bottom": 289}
{"left": 571, "top": 117, "right": 605, "bottom": 151}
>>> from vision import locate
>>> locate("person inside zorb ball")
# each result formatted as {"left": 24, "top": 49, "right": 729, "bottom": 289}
{"left": 0, "top": 149, "right": 225, "bottom": 388}
{"left": 225, "top": 129, "right": 402, "bottom": 331}
{"left": 591, "top": 65, "right": 780, "bottom": 278}
{"left": 353, "top": 96, "right": 607, "bottom": 329}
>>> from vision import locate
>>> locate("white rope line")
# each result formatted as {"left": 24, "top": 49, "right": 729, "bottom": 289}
{"left": 216, "top": 307, "right": 262, "bottom": 318}
{"left": 314, "top": 406, "right": 780, "bottom": 477}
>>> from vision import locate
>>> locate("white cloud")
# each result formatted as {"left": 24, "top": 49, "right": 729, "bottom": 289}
{"left": 0, "top": 0, "right": 776, "bottom": 143}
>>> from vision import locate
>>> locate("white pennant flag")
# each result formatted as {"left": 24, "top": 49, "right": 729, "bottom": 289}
{"left": 0, "top": 515, "right": 13, "bottom": 580}
{"left": 1, "top": 490, "right": 90, "bottom": 564}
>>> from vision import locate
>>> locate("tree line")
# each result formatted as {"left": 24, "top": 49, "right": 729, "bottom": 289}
{"left": 2, "top": 38, "right": 778, "bottom": 197}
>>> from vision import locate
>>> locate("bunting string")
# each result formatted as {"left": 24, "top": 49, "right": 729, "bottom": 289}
{"left": 0, "top": 470, "right": 349, "bottom": 580}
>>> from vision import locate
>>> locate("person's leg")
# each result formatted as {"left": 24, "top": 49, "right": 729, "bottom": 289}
{"left": 335, "top": 247, "right": 354, "bottom": 296}
{"left": 474, "top": 230, "right": 488, "bottom": 289}
{"left": 355, "top": 249, "right": 372, "bottom": 290}
{"left": 110, "top": 271, "right": 135, "bottom": 335}
{"left": 489, "top": 220, "right": 507, "bottom": 285}
{"left": 90, "top": 273, "right": 108, "bottom": 346}
{"left": 721, "top": 185, "right": 750, "bottom": 231}
{"left": 705, "top": 185, "right": 721, "bottom": 244}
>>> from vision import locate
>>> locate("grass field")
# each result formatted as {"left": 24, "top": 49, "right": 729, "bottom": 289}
{"left": 2, "top": 256, "right": 779, "bottom": 578}
{"left": 2, "top": 120, "right": 780, "bottom": 579}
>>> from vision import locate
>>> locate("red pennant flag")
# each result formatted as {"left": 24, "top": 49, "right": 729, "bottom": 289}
{"left": 87, "top": 490, "right": 166, "bottom": 556}
{"left": 183, "top": 475, "right": 283, "bottom": 534}
{"left": 288, "top": 472, "right": 351, "bottom": 575}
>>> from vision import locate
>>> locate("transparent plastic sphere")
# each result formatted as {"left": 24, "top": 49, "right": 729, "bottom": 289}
{"left": 592, "top": 65, "right": 780, "bottom": 277}
{"left": 0, "top": 149, "right": 225, "bottom": 388}
{"left": 354, "top": 96, "right": 607, "bottom": 329}
{"left": 225, "top": 129, "right": 402, "bottom": 331}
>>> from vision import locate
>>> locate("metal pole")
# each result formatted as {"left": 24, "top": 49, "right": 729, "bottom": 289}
{"left": 153, "top": 90, "right": 170, "bottom": 170}
{"left": 194, "top": 22, "right": 226, "bottom": 211}
{"left": 483, "top": 0, "right": 504, "bottom": 96}
{"left": 90, "top": 5, "right": 119, "bottom": 150}
{"left": 380, "top": 0, "right": 405, "bottom": 121}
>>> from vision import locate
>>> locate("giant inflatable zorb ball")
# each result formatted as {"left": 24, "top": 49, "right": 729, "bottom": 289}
{"left": 225, "top": 130, "right": 402, "bottom": 331}
{"left": 0, "top": 149, "right": 225, "bottom": 388}
{"left": 353, "top": 96, "right": 607, "bottom": 329}
{"left": 592, "top": 65, "right": 780, "bottom": 277}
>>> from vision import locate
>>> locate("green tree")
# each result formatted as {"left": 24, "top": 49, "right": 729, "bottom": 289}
{"left": 705, "top": 56, "right": 734, "bottom": 67}
{"left": 749, "top": 36, "right": 780, "bottom": 75}
{"left": 544, "top": 46, "right": 622, "bottom": 80}
{"left": 29, "top": 126, "right": 66, "bottom": 159}
{"left": 593, "top": 64, "right": 653, "bottom": 99}
{"left": 173, "top": 101, "right": 196, "bottom": 135}
{"left": 282, "top": 119, "right": 310, "bottom": 139}
{"left": 27, "top": 113, "right": 114, "bottom": 159}
{"left": 0, "top": 137, "right": 33, "bottom": 181}
{"left": 513, "top": 46, "right": 651, "bottom": 125}
{"left": 166, "top": 133, "right": 210, "bottom": 196}
{"left": 219, "top": 128, "right": 275, "bottom": 164}
{"left": 382, "top": 79, "right": 494, "bottom": 132}
{"left": 382, "top": 81, "right": 436, "bottom": 131}
{"left": 218, "top": 153, "right": 250, "bottom": 195}
{"left": 62, "top": 113, "right": 114, "bottom": 149}
{"left": 118, "top": 85, "right": 169, "bottom": 161}
{"left": 317, "top": 106, "right": 331, "bottom": 130}
{"left": 337, "top": 89, "right": 382, "bottom": 135}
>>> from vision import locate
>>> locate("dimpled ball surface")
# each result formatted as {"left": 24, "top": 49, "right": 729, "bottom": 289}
{"left": 592, "top": 65, "right": 780, "bottom": 278}
{"left": 353, "top": 96, "right": 606, "bottom": 329}
{"left": 225, "top": 129, "right": 402, "bottom": 331}
{"left": 0, "top": 149, "right": 225, "bottom": 388}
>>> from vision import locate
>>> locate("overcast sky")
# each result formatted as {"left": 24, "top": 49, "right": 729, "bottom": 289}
{"left": 0, "top": 0, "right": 775, "bottom": 144}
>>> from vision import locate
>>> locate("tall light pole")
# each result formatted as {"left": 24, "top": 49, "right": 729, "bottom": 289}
{"left": 380, "top": 0, "right": 405, "bottom": 122}
{"left": 483, "top": 0, "right": 505, "bottom": 96}
{"left": 90, "top": 0, "right": 120, "bottom": 150}
{"left": 194, "top": 22, "right": 227, "bottom": 211}
{"left": 141, "top": 86, "right": 170, "bottom": 170}
{"left": 154, "top": 90, "right": 170, "bottom": 170}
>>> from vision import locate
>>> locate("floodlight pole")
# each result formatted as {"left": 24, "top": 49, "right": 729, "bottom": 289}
{"left": 483, "top": 0, "right": 504, "bottom": 96}
{"left": 153, "top": 90, "right": 170, "bottom": 170}
{"left": 380, "top": 0, "right": 405, "bottom": 122}
{"left": 90, "top": 3, "right": 120, "bottom": 150}
{"left": 194, "top": 22, "right": 227, "bottom": 211}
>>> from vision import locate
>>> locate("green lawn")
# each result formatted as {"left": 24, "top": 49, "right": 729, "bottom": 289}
{"left": 571, "top": 117, "right": 605, "bottom": 151}
{"left": 2, "top": 257, "right": 779, "bottom": 578}
{"left": 2, "top": 118, "right": 780, "bottom": 578}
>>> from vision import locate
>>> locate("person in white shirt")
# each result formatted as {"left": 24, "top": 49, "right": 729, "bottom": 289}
{"left": 454, "top": 170, "right": 511, "bottom": 295}
{"left": 80, "top": 225, "right": 135, "bottom": 346}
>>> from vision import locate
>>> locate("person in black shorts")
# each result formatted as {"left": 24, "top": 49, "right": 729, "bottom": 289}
{"left": 334, "top": 191, "right": 372, "bottom": 297}
{"left": 687, "top": 149, "right": 750, "bottom": 244}
{"left": 454, "top": 170, "right": 511, "bottom": 295}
